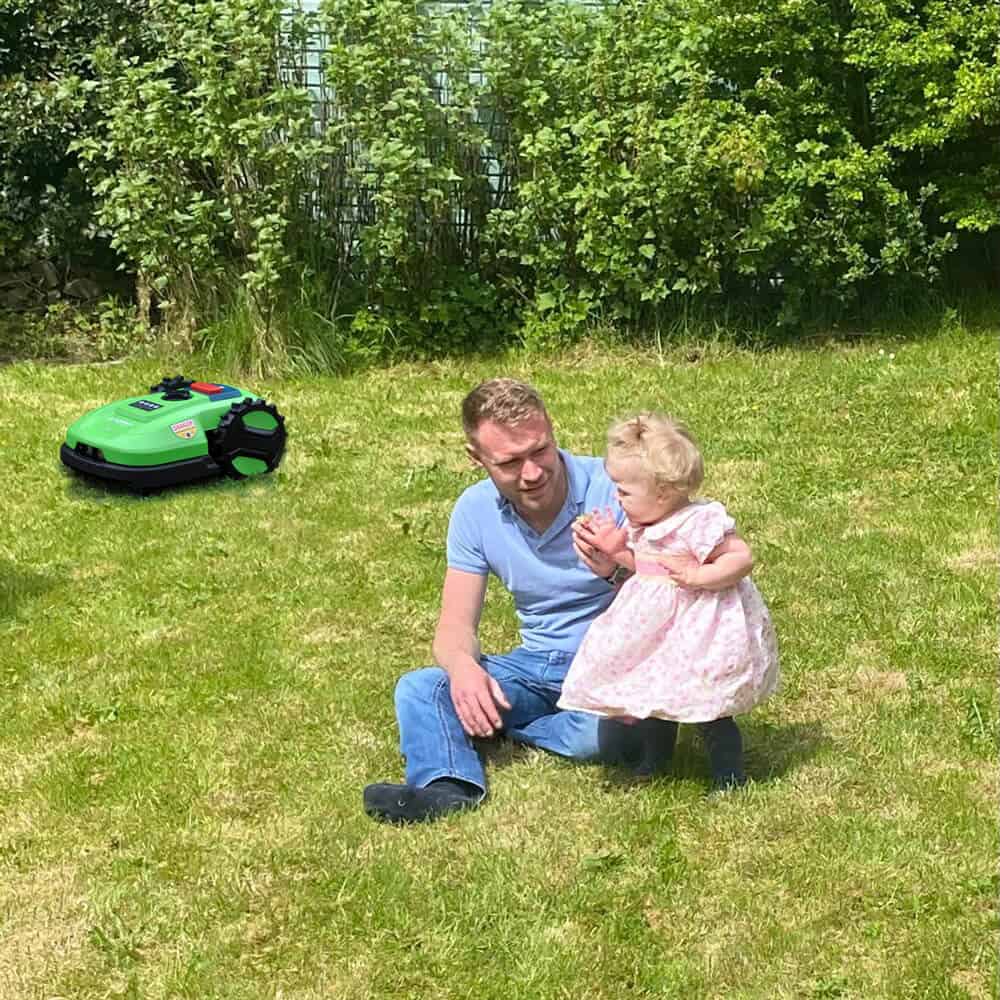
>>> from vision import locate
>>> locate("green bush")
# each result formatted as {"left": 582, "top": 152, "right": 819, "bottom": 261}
{"left": 319, "top": 0, "right": 507, "bottom": 353}
{"left": 71, "top": 0, "right": 324, "bottom": 353}
{"left": 0, "top": 0, "right": 152, "bottom": 268}
{"left": 481, "top": 0, "right": 996, "bottom": 327}
{"left": 0, "top": 296, "right": 150, "bottom": 362}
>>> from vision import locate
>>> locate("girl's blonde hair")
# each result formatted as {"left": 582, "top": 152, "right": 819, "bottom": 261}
{"left": 606, "top": 412, "right": 704, "bottom": 495}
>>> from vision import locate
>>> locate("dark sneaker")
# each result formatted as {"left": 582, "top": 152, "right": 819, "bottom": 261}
{"left": 363, "top": 779, "right": 480, "bottom": 824}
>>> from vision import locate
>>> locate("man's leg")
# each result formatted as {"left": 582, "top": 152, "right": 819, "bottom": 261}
{"left": 501, "top": 650, "right": 673, "bottom": 768}
{"left": 364, "top": 657, "right": 570, "bottom": 823}
{"left": 364, "top": 666, "right": 485, "bottom": 823}
{"left": 509, "top": 710, "right": 676, "bottom": 770}
{"left": 363, "top": 651, "right": 662, "bottom": 823}
{"left": 395, "top": 667, "right": 489, "bottom": 790}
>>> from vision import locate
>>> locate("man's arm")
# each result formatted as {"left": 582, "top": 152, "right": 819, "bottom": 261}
{"left": 432, "top": 568, "right": 511, "bottom": 738}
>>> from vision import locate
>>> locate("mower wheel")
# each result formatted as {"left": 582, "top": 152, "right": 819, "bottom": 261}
{"left": 208, "top": 398, "right": 287, "bottom": 478}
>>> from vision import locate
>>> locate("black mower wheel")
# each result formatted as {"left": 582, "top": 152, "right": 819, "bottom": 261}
{"left": 208, "top": 398, "right": 287, "bottom": 479}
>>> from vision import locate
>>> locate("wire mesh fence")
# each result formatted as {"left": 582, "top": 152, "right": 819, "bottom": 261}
{"left": 276, "top": 1, "right": 516, "bottom": 265}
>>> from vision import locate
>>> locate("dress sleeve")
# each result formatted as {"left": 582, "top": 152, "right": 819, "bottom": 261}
{"left": 684, "top": 501, "right": 736, "bottom": 563}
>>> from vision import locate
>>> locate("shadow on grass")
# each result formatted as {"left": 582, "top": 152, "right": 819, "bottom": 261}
{"left": 61, "top": 466, "right": 281, "bottom": 502}
{"left": 476, "top": 717, "right": 824, "bottom": 793}
{"left": 742, "top": 718, "right": 826, "bottom": 783}
{"left": 0, "top": 558, "right": 58, "bottom": 624}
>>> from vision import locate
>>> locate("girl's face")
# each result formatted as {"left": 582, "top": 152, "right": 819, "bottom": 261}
{"left": 606, "top": 456, "right": 680, "bottom": 527}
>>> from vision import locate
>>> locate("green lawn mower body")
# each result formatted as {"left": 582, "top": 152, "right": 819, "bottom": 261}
{"left": 61, "top": 376, "right": 287, "bottom": 489}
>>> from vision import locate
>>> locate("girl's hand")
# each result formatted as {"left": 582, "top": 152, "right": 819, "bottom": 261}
{"left": 661, "top": 535, "right": 753, "bottom": 592}
{"left": 660, "top": 553, "right": 703, "bottom": 589}
{"left": 575, "top": 507, "right": 628, "bottom": 560}
{"left": 573, "top": 522, "right": 615, "bottom": 579}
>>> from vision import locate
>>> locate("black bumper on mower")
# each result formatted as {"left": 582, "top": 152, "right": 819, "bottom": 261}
{"left": 60, "top": 443, "right": 221, "bottom": 490}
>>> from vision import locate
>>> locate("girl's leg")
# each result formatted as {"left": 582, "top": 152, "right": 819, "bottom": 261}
{"left": 633, "top": 718, "right": 679, "bottom": 777}
{"left": 697, "top": 716, "right": 747, "bottom": 790}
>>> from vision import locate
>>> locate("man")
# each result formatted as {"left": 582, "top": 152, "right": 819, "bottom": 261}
{"left": 363, "top": 378, "right": 666, "bottom": 824}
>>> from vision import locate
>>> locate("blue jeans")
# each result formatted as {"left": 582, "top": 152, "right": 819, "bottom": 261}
{"left": 394, "top": 647, "right": 636, "bottom": 795}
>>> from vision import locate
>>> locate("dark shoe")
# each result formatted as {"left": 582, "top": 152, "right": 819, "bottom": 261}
{"left": 698, "top": 717, "right": 746, "bottom": 789}
{"left": 363, "top": 778, "right": 480, "bottom": 824}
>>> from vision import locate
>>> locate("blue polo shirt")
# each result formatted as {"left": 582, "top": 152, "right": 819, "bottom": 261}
{"left": 446, "top": 450, "right": 621, "bottom": 653}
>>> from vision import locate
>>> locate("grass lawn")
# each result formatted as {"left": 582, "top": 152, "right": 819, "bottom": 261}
{"left": 0, "top": 318, "right": 996, "bottom": 999}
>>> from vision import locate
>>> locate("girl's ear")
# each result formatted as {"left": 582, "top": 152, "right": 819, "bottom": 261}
{"left": 658, "top": 484, "right": 686, "bottom": 506}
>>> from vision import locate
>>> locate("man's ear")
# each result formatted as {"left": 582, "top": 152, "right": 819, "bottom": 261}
{"left": 466, "top": 442, "right": 484, "bottom": 468}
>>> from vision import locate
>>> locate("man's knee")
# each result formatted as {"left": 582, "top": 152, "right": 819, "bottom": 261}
{"left": 554, "top": 709, "right": 604, "bottom": 761}
{"left": 394, "top": 666, "right": 448, "bottom": 713}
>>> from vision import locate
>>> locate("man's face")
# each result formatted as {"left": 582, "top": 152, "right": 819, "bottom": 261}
{"left": 468, "top": 413, "right": 565, "bottom": 521}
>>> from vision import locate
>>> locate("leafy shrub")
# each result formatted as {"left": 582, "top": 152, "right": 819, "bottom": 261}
{"left": 480, "top": 0, "right": 993, "bottom": 328}
{"left": 6, "top": 0, "right": 993, "bottom": 368}
{"left": 72, "top": 0, "right": 324, "bottom": 346}
{"left": 1, "top": 297, "right": 148, "bottom": 362}
{"left": 318, "top": 0, "right": 505, "bottom": 353}
{"left": 0, "top": 1, "right": 152, "bottom": 268}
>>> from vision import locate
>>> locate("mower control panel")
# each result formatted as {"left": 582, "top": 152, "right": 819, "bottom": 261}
{"left": 138, "top": 381, "right": 243, "bottom": 404}
{"left": 125, "top": 380, "right": 244, "bottom": 417}
{"left": 188, "top": 382, "right": 242, "bottom": 400}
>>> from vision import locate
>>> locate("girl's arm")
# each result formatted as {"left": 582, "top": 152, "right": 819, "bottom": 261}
{"left": 661, "top": 533, "right": 753, "bottom": 591}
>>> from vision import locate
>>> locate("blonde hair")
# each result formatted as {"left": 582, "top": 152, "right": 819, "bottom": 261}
{"left": 606, "top": 412, "right": 704, "bottom": 495}
{"left": 462, "top": 378, "right": 549, "bottom": 441}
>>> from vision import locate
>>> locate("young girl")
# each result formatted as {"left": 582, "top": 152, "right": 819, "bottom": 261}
{"left": 559, "top": 412, "right": 779, "bottom": 791}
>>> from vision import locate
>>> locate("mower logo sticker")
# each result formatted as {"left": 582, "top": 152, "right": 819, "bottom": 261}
{"left": 130, "top": 399, "right": 162, "bottom": 411}
{"left": 170, "top": 419, "right": 198, "bottom": 440}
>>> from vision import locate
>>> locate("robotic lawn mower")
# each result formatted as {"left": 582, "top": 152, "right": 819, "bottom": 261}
{"left": 61, "top": 375, "right": 287, "bottom": 490}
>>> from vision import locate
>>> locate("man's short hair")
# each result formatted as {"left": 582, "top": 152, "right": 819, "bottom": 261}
{"left": 461, "top": 378, "right": 549, "bottom": 441}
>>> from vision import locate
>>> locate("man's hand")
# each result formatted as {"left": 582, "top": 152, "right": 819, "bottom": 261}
{"left": 449, "top": 660, "right": 512, "bottom": 738}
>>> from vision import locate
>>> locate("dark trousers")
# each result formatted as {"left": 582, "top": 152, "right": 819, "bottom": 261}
{"left": 621, "top": 716, "right": 745, "bottom": 785}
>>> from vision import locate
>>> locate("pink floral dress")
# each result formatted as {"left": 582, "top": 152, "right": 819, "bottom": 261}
{"left": 559, "top": 500, "right": 779, "bottom": 723}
